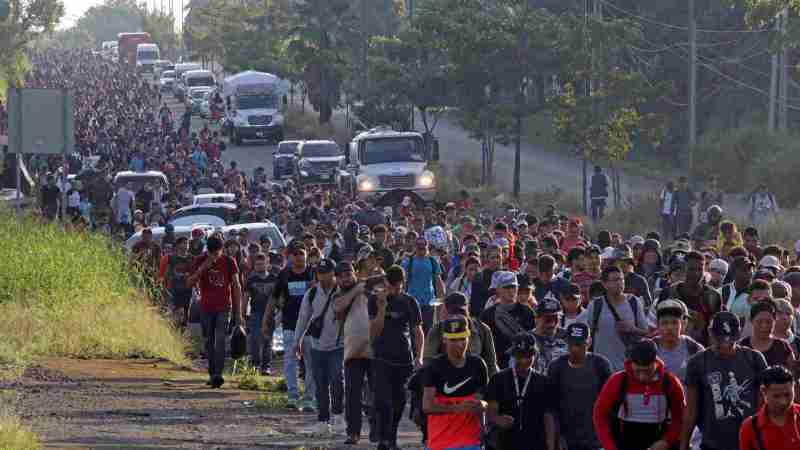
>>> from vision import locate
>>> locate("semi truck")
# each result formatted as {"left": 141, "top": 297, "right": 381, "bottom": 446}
{"left": 117, "top": 32, "right": 151, "bottom": 67}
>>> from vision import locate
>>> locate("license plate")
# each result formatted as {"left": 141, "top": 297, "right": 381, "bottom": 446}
{"left": 256, "top": 132, "right": 264, "bottom": 137}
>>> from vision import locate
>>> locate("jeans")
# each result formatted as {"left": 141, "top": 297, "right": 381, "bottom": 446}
{"left": 661, "top": 214, "right": 675, "bottom": 240}
{"left": 344, "top": 358, "right": 371, "bottom": 436}
{"left": 676, "top": 211, "right": 693, "bottom": 236}
{"left": 372, "top": 360, "right": 412, "bottom": 446}
{"left": 591, "top": 198, "right": 607, "bottom": 221}
{"left": 282, "top": 329, "right": 315, "bottom": 403}
{"left": 201, "top": 309, "right": 230, "bottom": 379}
{"left": 302, "top": 335, "right": 316, "bottom": 404}
{"left": 311, "top": 347, "right": 344, "bottom": 422}
{"left": 247, "top": 306, "right": 270, "bottom": 368}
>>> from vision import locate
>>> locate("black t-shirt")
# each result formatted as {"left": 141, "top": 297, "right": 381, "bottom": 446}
{"left": 41, "top": 185, "right": 60, "bottom": 208}
{"left": 273, "top": 268, "right": 314, "bottom": 331}
{"left": 246, "top": 272, "right": 278, "bottom": 312}
{"left": 423, "top": 353, "right": 489, "bottom": 399}
{"left": 739, "top": 337, "right": 796, "bottom": 368}
{"left": 368, "top": 292, "right": 422, "bottom": 365}
{"left": 480, "top": 303, "right": 536, "bottom": 369}
{"left": 485, "top": 368, "right": 557, "bottom": 450}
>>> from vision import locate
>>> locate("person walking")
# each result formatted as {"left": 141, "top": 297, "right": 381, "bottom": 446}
{"left": 485, "top": 332, "right": 559, "bottom": 450}
{"left": 593, "top": 338, "right": 686, "bottom": 450}
{"left": 749, "top": 184, "right": 778, "bottom": 237}
{"left": 590, "top": 165, "right": 610, "bottom": 221}
{"left": 548, "top": 323, "right": 612, "bottom": 450}
{"left": 674, "top": 176, "right": 696, "bottom": 237}
{"left": 368, "top": 265, "right": 424, "bottom": 450}
{"left": 739, "top": 365, "right": 800, "bottom": 450}
{"left": 295, "top": 259, "right": 345, "bottom": 434}
{"left": 679, "top": 311, "right": 768, "bottom": 450}
{"left": 422, "top": 316, "right": 489, "bottom": 450}
{"left": 187, "top": 235, "right": 243, "bottom": 388}
{"left": 332, "top": 262, "right": 372, "bottom": 445}
{"left": 402, "top": 236, "right": 445, "bottom": 332}
{"left": 266, "top": 245, "right": 316, "bottom": 411}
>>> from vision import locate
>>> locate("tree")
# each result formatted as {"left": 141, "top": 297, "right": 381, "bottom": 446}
{"left": 287, "top": 0, "right": 358, "bottom": 124}
{"left": 73, "top": 0, "right": 143, "bottom": 46}
{"left": 0, "top": 0, "right": 63, "bottom": 92}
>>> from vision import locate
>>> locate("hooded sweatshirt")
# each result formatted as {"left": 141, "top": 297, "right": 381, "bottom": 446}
{"left": 593, "top": 359, "right": 685, "bottom": 450}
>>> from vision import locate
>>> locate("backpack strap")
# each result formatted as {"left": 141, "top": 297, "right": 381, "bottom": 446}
{"left": 627, "top": 295, "right": 640, "bottom": 329}
{"left": 662, "top": 372, "right": 672, "bottom": 422}
{"left": 589, "top": 297, "right": 604, "bottom": 352}
{"left": 613, "top": 372, "right": 629, "bottom": 418}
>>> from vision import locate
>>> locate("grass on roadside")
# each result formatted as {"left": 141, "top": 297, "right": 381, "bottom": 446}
{"left": 0, "top": 210, "right": 188, "bottom": 372}
{"left": 0, "top": 392, "right": 41, "bottom": 450}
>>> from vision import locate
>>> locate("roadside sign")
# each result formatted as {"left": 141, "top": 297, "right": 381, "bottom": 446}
{"left": 7, "top": 88, "right": 74, "bottom": 154}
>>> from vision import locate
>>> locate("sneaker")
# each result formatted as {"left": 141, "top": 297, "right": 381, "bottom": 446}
{"left": 344, "top": 435, "right": 360, "bottom": 445}
{"left": 306, "top": 421, "right": 331, "bottom": 435}
{"left": 330, "top": 414, "right": 346, "bottom": 433}
{"left": 210, "top": 376, "right": 224, "bottom": 389}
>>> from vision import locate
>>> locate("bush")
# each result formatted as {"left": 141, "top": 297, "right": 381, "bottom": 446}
{"left": 693, "top": 126, "right": 800, "bottom": 207}
{"left": 0, "top": 211, "right": 188, "bottom": 369}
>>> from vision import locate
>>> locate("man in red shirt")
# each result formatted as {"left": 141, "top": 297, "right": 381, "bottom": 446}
{"left": 188, "top": 235, "right": 243, "bottom": 388}
{"left": 739, "top": 365, "right": 800, "bottom": 450}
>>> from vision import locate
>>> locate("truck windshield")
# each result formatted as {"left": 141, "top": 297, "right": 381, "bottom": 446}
{"left": 237, "top": 94, "right": 278, "bottom": 110}
{"left": 362, "top": 138, "right": 424, "bottom": 164}
{"left": 302, "top": 143, "right": 340, "bottom": 158}
{"left": 278, "top": 143, "right": 298, "bottom": 154}
{"left": 187, "top": 77, "right": 214, "bottom": 87}
{"left": 138, "top": 51, "right": 159, "bottom": 60}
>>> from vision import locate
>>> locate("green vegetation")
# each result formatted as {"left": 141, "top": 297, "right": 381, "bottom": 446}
{"left": 0, "top": 211, "right": 188, "bottom": 372}
{"left": 0, "top": 392, "right": 40, "bottom": 450}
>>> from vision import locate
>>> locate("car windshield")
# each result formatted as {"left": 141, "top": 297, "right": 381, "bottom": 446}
{"left": 278, "top": 143, "right": 299, "bottom": 155}
{"left": 237, "top": 93, "right": 278, "bottom": 110}
{"left": 170, "top": 206, "right": 236, "bottom": 224}
{"left": 187, "top": 77, "right": 214, "bottom": 87}
{"left": 192, "top": 90, "right": 209, "bottom": 99}
{"left": 162, "top": 71, "right": 175, "bottom": 79}
{"left": 302, "top": 143, "right": 340, "bottom": 158}
{"left": 139, "top": 51, "right": 158, "bottom": 60}
{"left": 362, "top": 137, "right": 424, "bottom": 164}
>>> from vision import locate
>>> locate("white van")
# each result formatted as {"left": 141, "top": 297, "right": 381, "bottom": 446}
{"left": 173, "top": 62, "right": 202, "bottom": 100}
{"left": 136, "top": 43, "right": 160, "bottom": 73}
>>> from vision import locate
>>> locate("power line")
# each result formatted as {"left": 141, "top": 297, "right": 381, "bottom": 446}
{"left": 598, "top": 0, "right": 772, "bottom": 34}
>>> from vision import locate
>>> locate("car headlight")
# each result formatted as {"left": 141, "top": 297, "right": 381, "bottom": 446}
{"left": 418, "top": 171, "right": 435, "bottom": 188}
{"left": 358, "top": 177, "right": 376, "bottom": 192}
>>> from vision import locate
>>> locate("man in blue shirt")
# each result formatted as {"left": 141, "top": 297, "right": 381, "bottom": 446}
{"left": 402, "top": 236, "right": 445, "bottom": 332}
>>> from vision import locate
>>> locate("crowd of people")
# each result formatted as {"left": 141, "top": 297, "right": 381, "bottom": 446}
{"left": 11, "top": 49, "right": 800, "bottom": 450}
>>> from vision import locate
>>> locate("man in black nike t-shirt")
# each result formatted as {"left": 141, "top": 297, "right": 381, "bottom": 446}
{"left": 422, "top": 316, "right": 488, "bottom": 450}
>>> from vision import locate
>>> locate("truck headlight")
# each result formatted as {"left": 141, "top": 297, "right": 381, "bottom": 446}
{"left": 358, "top": 177, "right": 377, "bottom": 192}
{"left": 418, "top": 172, "right": 435, "bottom": 188}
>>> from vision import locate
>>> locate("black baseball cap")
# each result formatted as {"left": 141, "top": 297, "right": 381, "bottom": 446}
{"left": 508, "top": 332, "right": 538, "bottom": 355}
{"left": 628, "top": 338, "right": 658, "bottom": 365}
{"left": 444, "top": 292, "right": 469, "bottom": 310}
{"left": 317, "top": 258, "right": 336, "bottom": 274}
{"left": 565, "top": 322, "right": 590, "bottom": 345}
{"left": 335, "top": 262, "right": 354, "bottom": 274}
{"left": 535, "top": 296, "right": 562, "bottom": 317}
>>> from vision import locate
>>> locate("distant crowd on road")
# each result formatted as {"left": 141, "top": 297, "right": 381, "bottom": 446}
{"left": 8, "top": 49, "right": 800, "bottom": 450}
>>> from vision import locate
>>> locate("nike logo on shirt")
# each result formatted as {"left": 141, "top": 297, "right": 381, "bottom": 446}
{"left": 443, "top": 377, "right": 472, "bottom": 395}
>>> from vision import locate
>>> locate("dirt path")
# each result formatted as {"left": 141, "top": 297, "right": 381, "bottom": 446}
{"left": 2, "top": 358, "right": 424, "bottom": 449}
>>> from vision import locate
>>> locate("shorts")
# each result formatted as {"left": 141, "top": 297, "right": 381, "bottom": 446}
{"left": 170, "top": 288, "right": 192, "bottom": 309}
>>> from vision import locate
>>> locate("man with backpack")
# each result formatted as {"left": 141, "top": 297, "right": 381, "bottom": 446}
{"left": 593, "top": 338, "right": 686, "bottom": 450}
{"left": 590, "top": 165, "right": 610, "bottom": 221}
{"left": 653, "top": 299, "right": 704, "bottom": 384}
{"left": 294, "top": 259, "right": 344, "bottom": 435}
{"left": 578, "top": 266, "right": 650, "bottom": 371}
{"left": 402, "top": 236, "right": 445, "bottom": 332}
{"left": 739, "top": 365, "right": 800, "bottom": 450}
{"left": 679, "top": 311, "right": 768, "bottom": 450}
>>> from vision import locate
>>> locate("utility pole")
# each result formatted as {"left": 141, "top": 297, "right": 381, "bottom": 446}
{"left": 688, "top": 0, "right": 697, "bottom": 183}
{"left": 780, "top": 8, "right": 789, "bottom": 132}
{"left": 769, "top": 10, "right": 780, "bottom": 134}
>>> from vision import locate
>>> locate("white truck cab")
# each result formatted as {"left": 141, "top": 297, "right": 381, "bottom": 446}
{"left": 136, "top": 43, "right": 160, "bottom": 73}
{"left": 347, "top": 127, "right": 438, "bottom": 203}
{"left": 222, "top": 71, "right": 286, "bottom": 144}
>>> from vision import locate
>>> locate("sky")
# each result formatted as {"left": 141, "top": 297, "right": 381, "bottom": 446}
{"left": 58, "top": 0, "right": 105, "bottom": 29}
